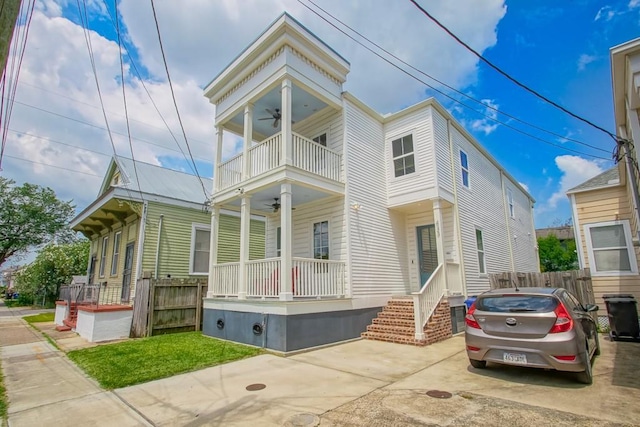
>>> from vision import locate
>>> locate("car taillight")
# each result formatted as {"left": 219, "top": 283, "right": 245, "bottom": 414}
{"left": 553, "top": 355, "right": 576, "bottom": 361}
{"left": 549, "top": 302, "right": 573, "bottom": 333}
{"left": 465, "top": 302, "right": 481, "bottom": 329}
{"left": 467, "top": 345, "right": 480, "bottom": 351}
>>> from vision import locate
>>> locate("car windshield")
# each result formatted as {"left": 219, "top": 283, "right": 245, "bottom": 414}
{"left": 476, "top": 295, "right": 558, "bottom": 313}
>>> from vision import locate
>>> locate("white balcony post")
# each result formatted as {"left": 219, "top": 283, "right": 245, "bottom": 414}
{"left": 433, "top": 199, "right": 448, "bottom": 291}
{"left": 238, "top": 195, "right": 251, "bottom": 299}
{"left": 280, "top": 183, "right": 293, "bottom": 301}
{"left": 281, "top": 79, "right": 292, "bottom": 166}
{"left": 242, "top": 104, "right": 253, "bottom": 180}
{"left": 206, "top": 205, "right": 220, "bottom": 298}
{"left": 214, "top": 126, "right": 223, "bottom": 191}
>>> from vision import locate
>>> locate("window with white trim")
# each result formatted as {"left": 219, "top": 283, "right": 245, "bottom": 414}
{"left": 312, "top": 133, "right": 327, "bottom": 147}
{"left": 111, "top": 231, "right": 121, "bottom": 276}
{"left": 392, "top": 134, "right": 415, "bottom": 177}
{"left": 99, "top": 236, "right": 109, "bottom": 278}
{"left": 313, "top": 221, "right": 329, "bottom": 260}
{"left": 507, "top": 188, "right": 515, "bottom": 218}
{"left": 191, "top": 224, "right": 211, "bottom": 274}
{"left": 475, "top": 228, "right": 486, "bottom": 274}
{"left": 460, "top": 150, "right": 470, "bottom": 188}
{"left": 276, "top": 226, "right": 281, "bottom": 257}
{"left": 584, "top": 221, "right": 638, "bottom": 274}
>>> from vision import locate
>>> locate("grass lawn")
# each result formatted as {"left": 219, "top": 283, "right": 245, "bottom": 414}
{"left": 67, "top": 332, "right": 262, "bottom": 389}
{"left": 22, "top": 312, "right": 55, "bottom": 324}
{"left": 0, "top": 360, "right": 7, "bottom": 426}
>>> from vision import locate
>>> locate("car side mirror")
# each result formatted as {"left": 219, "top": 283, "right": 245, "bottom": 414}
{"left": 584, "top": 304, "right": 599, "bottom": 312}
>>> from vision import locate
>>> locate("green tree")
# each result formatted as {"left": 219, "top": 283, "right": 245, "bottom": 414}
{"left": 537, "top": 234, "right": 578, "bottom": 272}
{"left": 0, "top": 177, "right": 76, "bottom": 267}
{"left": 15, "top": 240, "right": 89, "bottom": 305}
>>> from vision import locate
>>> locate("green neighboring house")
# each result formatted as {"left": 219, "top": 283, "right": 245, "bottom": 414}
{"left": 70, "top": 156, "right": 265, "bottom": 303}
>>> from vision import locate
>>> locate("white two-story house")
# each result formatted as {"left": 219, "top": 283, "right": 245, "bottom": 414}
{"left": 202, "top": 13, "right": 539, "bottom": 353}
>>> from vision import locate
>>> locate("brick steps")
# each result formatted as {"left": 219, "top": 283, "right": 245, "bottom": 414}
{"left": 361, "top": 297, "right": 453, "bottom": 346}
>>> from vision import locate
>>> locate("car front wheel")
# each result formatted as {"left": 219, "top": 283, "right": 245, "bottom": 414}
{"left": 469, "top": 359, "right": 487, "bottom": 369}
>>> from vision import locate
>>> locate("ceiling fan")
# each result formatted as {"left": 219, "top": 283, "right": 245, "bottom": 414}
{"left": 265, "top": 198, "right": 295, "bottom": 213}
{"left": 258, "top": 108, "right": 281, "bottom": 128}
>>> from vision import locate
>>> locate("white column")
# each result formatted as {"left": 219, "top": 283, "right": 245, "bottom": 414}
{"left": 281, "top": 79, "right": 292, "bottom": 166}
{"left": 280, "top": 183, "right": 293, "bottom": 301}
{"left": 206, "top": 205, "right": 220, "bottom": 298}
{"left": 238, "top": 195, "right": 251, "bottom": 299}
{"left": 242, "top": 104, "right": 253, "bottom": 180}
{"left": 214, "top": 126, "right": 223, "bottom": 191}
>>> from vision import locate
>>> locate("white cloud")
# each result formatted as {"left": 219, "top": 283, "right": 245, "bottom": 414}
{"left": 630, "top": 0, "right": 640, "bottom": 9}
{"left": 519, "top": 182, "right": 529, "bottom": 192}
{"left": 577, "top": 54, "right": 596, "bottom": 71}
{"left": 545, "top": 155, "right": 605, "bottom": 210}
{"left": 594, "top": 6, "right": 619, "bottom": 21}
{"left": 464, "top": 99, "right": 500, "bottom": 135}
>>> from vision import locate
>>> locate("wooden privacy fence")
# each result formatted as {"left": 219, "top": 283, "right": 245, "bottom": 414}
{"left": 488, "top": 269, "right": 595, "bottom": 309}
{"left": 130, "top": 274, "right": 207, "bottom": 338}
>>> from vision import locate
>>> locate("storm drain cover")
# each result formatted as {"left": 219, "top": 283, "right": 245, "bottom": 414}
{"left": 426, "top": 390, "right": 452, "bottom": 399}
{"left": 245, "top": 383, "right": 266, "bottom": 391}
{"left": 285, "top": 413, "right": 320, "bottom": 427}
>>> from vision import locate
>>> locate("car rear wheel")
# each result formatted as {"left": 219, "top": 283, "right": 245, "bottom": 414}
{"left": 469, "top": 359, "right": 487, "bottom": 369}
{"left": 575, "top": 347, "right": 593, "bottom": 385}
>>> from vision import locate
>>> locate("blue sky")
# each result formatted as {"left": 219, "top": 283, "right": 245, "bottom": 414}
{"left": 1, "top": 0, "right": 638, "bottom": 254}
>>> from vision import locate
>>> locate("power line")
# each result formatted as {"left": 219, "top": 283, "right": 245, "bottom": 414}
{"left": 4, "top": 154, "right": 102, "bottom": 177}
{"left": 149, "top": 0, "right": 209, "bottom": 199}
{"left": 408, "top": 0, "right": 618, "bottom": 142}
{"left": 305, "top": 0, "right": 608, "bottom": 154}
{"left": 297, "top": 0, "right": 611, "bottom": 161}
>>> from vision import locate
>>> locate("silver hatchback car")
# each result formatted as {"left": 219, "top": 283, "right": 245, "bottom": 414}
{"left": 465, "top": 287, "right": 600, "bottom": 384}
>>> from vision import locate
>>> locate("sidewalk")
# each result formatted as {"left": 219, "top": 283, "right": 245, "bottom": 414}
{"left": 0, "top": 301, "right": 151, "bottom": 427}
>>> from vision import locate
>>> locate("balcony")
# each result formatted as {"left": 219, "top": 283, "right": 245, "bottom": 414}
{"left": 209, "top": 258, "right": 346, "bottom": 299}
{"left": 216, "top": 132, "right": 343, "bottom": 192}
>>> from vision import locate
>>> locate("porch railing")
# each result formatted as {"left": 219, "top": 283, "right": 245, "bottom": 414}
{"left": 412, "top": 263, "right": 447, "bottom": 341}
{"left": 58, "top": 282, "right": 128, "bottom": 307}
{"left": 216, "top": 131, "right": 343, "bottom": 191}
{"left": 209, "top": 258, "right": 346, "bottom": 299}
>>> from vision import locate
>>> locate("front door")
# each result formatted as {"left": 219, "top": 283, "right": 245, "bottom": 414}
{"left": 121, "top": 243, "right": 134, "bottom": 302}
{"left": 417, "top": 225, "right": 438, "bottom": 286}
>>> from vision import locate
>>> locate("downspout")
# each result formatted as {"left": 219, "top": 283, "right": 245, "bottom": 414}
{"left": 528, "top": 198, "right": 538, "bottom": 271}
{"left": 500, "top": 172, "right": 515, "bottom": 271}
{"left": 570, "top": 194, "right": 585, "bottom": 269}
{"left": 154, "top": 214, "right": 164, "bottom": 279}
{"left": 447, "top": 119, "right": 467, "bottom": 296}
{"left": 135, "top": 201, "right": 148, "bottom": 280}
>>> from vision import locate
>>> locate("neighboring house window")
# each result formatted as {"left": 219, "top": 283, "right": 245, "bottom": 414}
{"left": 276, "top": 227, "right": 281, "bottom": 257}
{"left": 99, "top": 236, "right": 109, "bottom": 278}
{"left": 584, "top": 221, "right": 638, "bottom": 274}
{"left": 460, "top": 150, "right": 470, "bottom": 188}
{"left": 111, "top": 231, "right": 121, "bottom": 276}
{"left": 392, "top": 134, "right": 415, "bottom": 177}
{"left": 507, "top": 189, "right": 515, "bottom": 218}
{"left": 191, "top": 224, "right": 211, "bottom": 274}
{"left": 313, "top": 133, "right": 327, "bottom": 147}
{"left": 313, "top": 221, "right": 329, "bottom": 260}
{"left": 476, "top": 228, "right": 486, "bottom": 274}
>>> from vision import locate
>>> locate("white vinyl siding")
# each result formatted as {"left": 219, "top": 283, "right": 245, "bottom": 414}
{"left": 584, "top": 220, "right": 638, "bottom": 275}
{"left": 190, "top": 224, "right": 211, "bottom": 275}
{"left": 432, "top": 109, "right": 454, "bottom": 196}
{"left": 111, "top": 231, "right": 121, "bottom": 276}
{"left": 99, "top": 236, "right": 109, "bottom": 278}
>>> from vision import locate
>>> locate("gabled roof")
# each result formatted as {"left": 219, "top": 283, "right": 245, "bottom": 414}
{"left": 566, "top": 167, "right": 620, "bottom": 194}
{"left": 99, "top": 156, "right": 212, "bottom": 204}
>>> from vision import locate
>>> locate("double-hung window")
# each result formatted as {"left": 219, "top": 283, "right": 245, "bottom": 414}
{"left": 313, "top": 221, "right": 329, "bottom": 260}
{"left": 191, "top": 224, "right": 211, "bottom": 275}
{"left": 111, "top": 231, "right": 121, "bottom": 276}
{"left": 99, "top": 236, "right": 109, "bottom": 278}
{"left": 312, "top": 133, "right": 327, "bottom": 147}
{"left": 475, "top": 228, "right": 486, "bottom": 274}
{"left": 276, "top": 226, "right": 281, "bottom": 257}
{"left": 392, "top": 134, "right": 415, "bottom": 177}
{"left": 460, "top": 150, "right": 470, "bottom": 188}
{"left": 507, "top": 189, "right": 515, "bottom": 218}
{"left": 584, "top": 221, "right": 638, "bottom": 275}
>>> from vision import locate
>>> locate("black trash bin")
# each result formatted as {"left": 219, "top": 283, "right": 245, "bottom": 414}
{"left": 603, "top": 294, "right": 640, "bottom": 341}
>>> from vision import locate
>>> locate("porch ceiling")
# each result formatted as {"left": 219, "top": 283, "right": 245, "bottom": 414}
{"left": 222, "top": 183, "right": 333, "bottom": 213}
{"left": 228, "top": 83, "right": 328, "bottom": 139}
{"left": 72, "top": 198, "right": 138, "bottom": 237}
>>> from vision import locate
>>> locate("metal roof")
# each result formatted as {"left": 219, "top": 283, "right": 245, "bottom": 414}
{"left": 113, "top": 156, "right": 212, "bottom": 204}
{"left": 566, "top": 167, "right": 620, "bottom": 194}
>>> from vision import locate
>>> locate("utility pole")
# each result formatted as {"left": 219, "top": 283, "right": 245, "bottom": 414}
{"left": 0, "top": 0, "right": 22, "bottom": 79}
{"left": 619, "top": 136, "right": 640, "bottom": 242}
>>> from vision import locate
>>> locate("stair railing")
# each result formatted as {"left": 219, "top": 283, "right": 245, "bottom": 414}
{"left": 412, "top": 263, "right": 447, "bottom": 341}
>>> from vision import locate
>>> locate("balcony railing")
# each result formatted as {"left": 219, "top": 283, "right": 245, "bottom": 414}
{"left": 209, "top": 258, "right": 346, "bottom": 299}
{"left": 216, "top": 131, "right": 343, "bottom": 191}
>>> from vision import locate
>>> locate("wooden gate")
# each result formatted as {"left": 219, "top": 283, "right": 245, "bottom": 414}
{"left": 130, "top": 273, "right": 208, "bottom": 337}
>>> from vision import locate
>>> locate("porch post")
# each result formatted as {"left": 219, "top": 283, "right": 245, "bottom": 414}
{"left": 280, "top": 183, "right": 293, "bottom": 301}
{"left": 281, "top": 79, "right": 292, "bottom": 166}
{"left": 206, "top": 205, "right": 220, "bottom": 298}
{"left": 214, "top": 126, "right": 223, "bottom": 191}
{"left": 238, "top": 195, "right": 251, "bottom": 299}
{"left": 433, "top": 199, "right": 448, "bottom": 290}
{"left": 242, "top": 104, "right": 253, "bottom": 180}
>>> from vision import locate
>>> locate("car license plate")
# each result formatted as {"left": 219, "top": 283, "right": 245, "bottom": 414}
{"left": 503, "top": 352, "right": 527, "bottom": 364}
